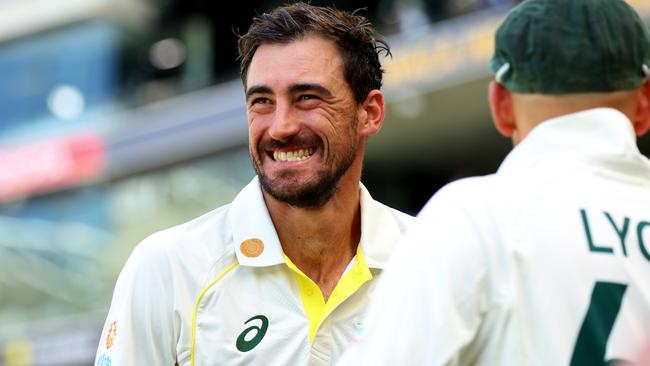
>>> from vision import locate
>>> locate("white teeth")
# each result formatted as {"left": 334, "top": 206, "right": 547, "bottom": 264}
{"left": 273, "top": 148, "right": 315, "bottom": 161}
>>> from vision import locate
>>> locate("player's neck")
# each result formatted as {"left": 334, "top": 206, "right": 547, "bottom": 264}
{"left": 264, "top": 178, "right": 361, "bottom": 299}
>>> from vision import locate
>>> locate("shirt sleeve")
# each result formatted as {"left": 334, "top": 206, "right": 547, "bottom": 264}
{"left": 95, "top": 235, "right": 178, "bottom": 365}
{"left": 338, "top": 184, "right": 496, "bottom": 365}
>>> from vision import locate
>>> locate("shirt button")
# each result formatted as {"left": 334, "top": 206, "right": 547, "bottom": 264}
{"left": 306, "top": 288, "right": 314, "bottom": 296}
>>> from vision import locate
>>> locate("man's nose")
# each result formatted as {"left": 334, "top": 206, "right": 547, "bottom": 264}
{"left": 268, "top": 101, "right": 300, "bottom": 142}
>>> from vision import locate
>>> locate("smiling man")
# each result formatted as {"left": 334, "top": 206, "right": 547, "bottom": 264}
{"left": 94, "top": 3, "right": 412, "bottom": 365}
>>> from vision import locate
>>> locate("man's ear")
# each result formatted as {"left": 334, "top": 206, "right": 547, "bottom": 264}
{"left": 488, "top": 80, "right": 516, "bottom": 138}
{"left": 358, "top": 90, "right": 385, "bottom": 137}
{"left": 632, "top": 79, "right": 650, "bottom": 136}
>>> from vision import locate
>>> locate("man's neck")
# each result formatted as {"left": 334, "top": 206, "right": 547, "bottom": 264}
{"left": 263, "top": 181, "right": 361, "bottom": 299}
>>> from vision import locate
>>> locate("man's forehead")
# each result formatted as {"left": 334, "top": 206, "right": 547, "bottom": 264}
{"left": 246, "top": 36, "right": 345, "bottom": 90}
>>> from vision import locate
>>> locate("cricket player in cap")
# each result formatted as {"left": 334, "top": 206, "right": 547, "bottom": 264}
{"left": 338, "top": 0, "right": 650, "bottom": 364}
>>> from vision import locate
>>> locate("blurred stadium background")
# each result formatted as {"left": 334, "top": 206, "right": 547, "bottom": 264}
{"left": 0, "top": 0, "right": 648, "bottom": 364}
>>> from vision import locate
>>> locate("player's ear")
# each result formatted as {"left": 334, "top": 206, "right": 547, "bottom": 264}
{"left": 488, "top": 80, "right": 516, "bottom": 138}
{"left": 632, "top": 78, "right": 650, "bottom": 136}
{"left": 358, "top": 89, "right": 385, "bottom": 137}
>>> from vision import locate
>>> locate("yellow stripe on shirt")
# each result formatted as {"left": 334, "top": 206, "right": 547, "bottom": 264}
{"left": 191, "top": 261, "right": 238, "bottom": 366}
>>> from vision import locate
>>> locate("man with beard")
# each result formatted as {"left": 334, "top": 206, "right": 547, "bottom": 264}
{"left": 95, "top": 3, "right": 412, "bottom": 365}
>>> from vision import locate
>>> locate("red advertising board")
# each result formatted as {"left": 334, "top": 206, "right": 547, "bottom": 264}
{"left": 0, "top": 134, "right": 105, "bottom": 201}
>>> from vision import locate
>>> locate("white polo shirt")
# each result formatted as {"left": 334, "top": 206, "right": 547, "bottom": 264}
{"left": 95, "top": 177, "right": 412, "bottom": 366}
{"left": 339, "top": 108, "right": 650, "bottom": 365}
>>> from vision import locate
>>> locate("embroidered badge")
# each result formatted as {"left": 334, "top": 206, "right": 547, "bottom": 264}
{"left": 105, "top": 321, "right": 117, "bottom": 349}
{"left": 240, "top": 239, "right": 264, "bottom": 258}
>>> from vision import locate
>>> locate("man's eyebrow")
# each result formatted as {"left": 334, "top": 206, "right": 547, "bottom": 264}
{"left": 245, "top": 83, "right": 334, "bottom": 101}
{"left": 289, "top": 83, "right": 333, "bottom": 98}
{"left": 245, "top": 85, "right": 272, "bottom": 101}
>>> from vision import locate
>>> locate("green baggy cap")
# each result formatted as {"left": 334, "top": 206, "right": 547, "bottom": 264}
{"left": 491, "top": 0, "right": 650, "bottom": 94}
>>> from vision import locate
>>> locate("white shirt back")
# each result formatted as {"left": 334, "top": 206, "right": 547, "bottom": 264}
{"left": 339, "top": 108, "right": 650, "bottom": 365}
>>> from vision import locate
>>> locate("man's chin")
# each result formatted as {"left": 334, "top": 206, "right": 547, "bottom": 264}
{"left": 259, "top": 175, "right": 337, "bottom": 209}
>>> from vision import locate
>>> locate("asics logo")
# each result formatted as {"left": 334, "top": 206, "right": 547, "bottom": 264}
{"left": 236, "top": 315, "right": 269, "bottom": 352}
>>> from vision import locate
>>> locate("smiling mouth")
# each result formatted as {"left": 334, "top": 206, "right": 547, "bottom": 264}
{"left": 272, "top": 148, "right": 316, "bottom": 162}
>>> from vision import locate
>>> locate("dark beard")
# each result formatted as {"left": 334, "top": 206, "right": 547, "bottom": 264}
{"left": 257, "top": 153, "right": 353, "bottom": 208}
{"left": 254, "top": 136, "right": 358, "bottom": 208}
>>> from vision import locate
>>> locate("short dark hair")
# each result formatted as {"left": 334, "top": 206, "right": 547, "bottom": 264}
{"left": 237, "top": 2, "right": 391, "bottom": 103}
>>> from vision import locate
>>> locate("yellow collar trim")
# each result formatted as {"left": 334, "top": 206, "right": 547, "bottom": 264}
{"left": 284, "top": 245, "right": 373, "bottom": 343}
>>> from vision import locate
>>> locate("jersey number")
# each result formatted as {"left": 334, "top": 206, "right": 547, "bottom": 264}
{"left": 570, "top": 281, "right": 628, "bottom": 366}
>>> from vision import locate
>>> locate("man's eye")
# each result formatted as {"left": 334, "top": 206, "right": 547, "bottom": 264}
{"left": 252, "top": 97, "right": 270, "bottom": 105}
{"left": 298, "top": 94, "right": 318, "bottom": 101}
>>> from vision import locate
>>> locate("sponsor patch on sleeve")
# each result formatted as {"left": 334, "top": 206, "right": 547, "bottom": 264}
{"left": 105, "top": 321, "right": 118, "bottom": 350}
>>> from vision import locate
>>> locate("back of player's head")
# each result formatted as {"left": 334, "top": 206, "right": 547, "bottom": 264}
{"left": 491, "top": 0, "right": 650, "bottom": 94}
{"left": 237, "top": 2, "right": 390, "bottom": 103}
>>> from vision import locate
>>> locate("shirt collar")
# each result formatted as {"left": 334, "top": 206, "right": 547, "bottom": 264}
{"left": 358, "top": 183, "right": 404, "bottom": 269}
{"left": 230, "top": 176, "right": 285, "bottom": 267}
{"left": 230, "top": 176, "right": 403, "bottom": 269}
{"left": 498, "top": 108, "right": 650, "bottom": 177}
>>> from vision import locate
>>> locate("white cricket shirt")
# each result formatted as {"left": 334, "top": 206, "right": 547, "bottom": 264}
{"left": 339, "top": 108, "right": 650, "bottom": 365}
{"left": 95, "top": 177, "right": 412, "bottom": 366}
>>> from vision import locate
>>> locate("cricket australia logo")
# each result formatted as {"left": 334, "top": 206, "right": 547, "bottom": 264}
{"left": 105, "top": 321, "right": 117, "bottom": 349}
{"left": 236, "top": 315, "right": 269, "bottom": 352}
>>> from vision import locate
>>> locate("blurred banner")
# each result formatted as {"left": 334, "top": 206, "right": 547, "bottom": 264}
{"left": 0, "top": 134, "right": 105, "bottom": 202}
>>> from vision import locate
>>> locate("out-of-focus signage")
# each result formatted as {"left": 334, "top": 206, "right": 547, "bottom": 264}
{"left": 383, "top": 1, "right": 650, "bottom": 97}
{"left": 383, "top": 10, "right": 503, "bottom": 96}
{"left": 0, "top": 0, "right": 107, "bottom": 42}
{"left": 629, "top": 0, "right": 650, "bottom": 14}
{"left": 0, "top": 134, "right": 105, "bottom": 202}
{"left": 0, "top": 21, "right": 119, "bottom": 131}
